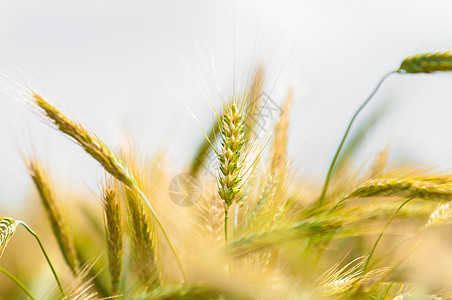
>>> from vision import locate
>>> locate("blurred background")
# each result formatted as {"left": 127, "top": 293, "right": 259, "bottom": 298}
{"left": 1, "top": 0, "right": 452, "bottom": 213}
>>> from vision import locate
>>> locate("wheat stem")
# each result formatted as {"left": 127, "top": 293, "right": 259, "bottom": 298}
{"left": 17, "top": 221, "right": 65, "bottom": 297}
{"left": 224, "top": 206, "right": 229, "bottom": 243}
{"left": 318, "top": 71, "right": 395, "bottom": 206}
{"left": 0, "top": 266, "right": 36, "bottom": 300}
{"left": 363, "top": 198, "right": 412, "bottom": 272}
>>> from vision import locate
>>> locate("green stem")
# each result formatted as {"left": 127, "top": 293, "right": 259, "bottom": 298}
{"left": 378, "top": 281, "right": 394, "bottom": 300}
{"left": 363, "top": 198, "right": 412, "bottom": 272}
{"left": 135, "top": 189, "right": 187, "bottom": 282}
{"left": 317, "top": 71, "right": 396, "bottom": 206}
{"left": 17, "top": 221, "right": 65, "bottom": 297}
{"left": 224, "top": 206, "right": 229, "bottom": 243}
{"left": 0, "top": 266, "right": 36, "bottom": 300}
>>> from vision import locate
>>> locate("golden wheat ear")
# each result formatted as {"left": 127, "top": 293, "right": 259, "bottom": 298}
{"left": 26, "top": 159, "right": 80, "bottom": 275}
{"left": 346, "top": 177, "right": 452, "bottom": 201}
{"left": 399, "top": 51, "right": 452, "bottom": 74}
{"left": 101, "top": 179, "right": 124, "bottom": 296}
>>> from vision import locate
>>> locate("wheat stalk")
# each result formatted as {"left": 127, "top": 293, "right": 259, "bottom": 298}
{"left": 398, "top": 51, "right": 452, "bottom": 74}
{"left": 317, "top": 71, "right": 395, "bottom": 206}
{"left": 29, "top": 92, "right": 186, "bottom": 281}
{"left": 318, "top": 50, "right": 452, "bottom": 207}
{"left": 0, "top": 266, "right": 36, "bottom": 300}
{"left": 101, "top": 179, "right": 124, "bottom": 296}
{"left": 26, "top": 159, "right": 80, "bottom": 274}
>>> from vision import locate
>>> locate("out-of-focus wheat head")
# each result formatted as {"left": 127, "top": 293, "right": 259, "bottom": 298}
{"left": 0, "top": 217, "right": 18, "bottom": 259}
{"left": 399, "top": 51, "right": 452, "bottom": 74}
{"left": 121, "top": 146, "right": 161, "bottom": 289}
{"left": 26, "top": 159, "right": 80, "bottom": 275}
{"left": 100, "top": 178, "right": 124, "bottom": 296}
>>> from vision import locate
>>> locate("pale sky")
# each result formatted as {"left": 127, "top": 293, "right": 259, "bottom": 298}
{"left": 2, "top": 0, "right": 452, "bottom": 211}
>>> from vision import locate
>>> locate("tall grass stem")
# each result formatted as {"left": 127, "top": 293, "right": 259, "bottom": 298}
{"left": 0, "top": 266, "right": 36, "bottom": 300}
{"left": 363, "top": 198, "right": 412, "bottom": 272}
{"left": 17, "top": 221, "right": 65, "bottom": 297}
{"left": 317, "top": 71, "right": 396, "bottom": 206}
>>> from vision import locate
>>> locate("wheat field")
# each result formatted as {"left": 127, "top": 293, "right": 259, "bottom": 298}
{"left": 1, "top": 52, "right": 452, "bottom": 299}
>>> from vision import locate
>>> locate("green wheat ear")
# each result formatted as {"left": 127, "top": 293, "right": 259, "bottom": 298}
{"left": 217, "top": 100, "right": 246, "bottom": 243}
{"left": 218, "top": 100, "right": 246, "bottom": 207}
{"left": 0, "top": 216, "right": 18, "bottom": 258}
{"left": 399, "top": 51, "right": 452, "bottom": 73}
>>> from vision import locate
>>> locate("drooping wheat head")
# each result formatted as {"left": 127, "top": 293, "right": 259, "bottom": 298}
{"left": 29, "top": 91, "right": 185, "bottom": 280}
{"left": 346, "top": 177, "right": 452, "bottom": 201}
{"left": 0, "top": 217, "right": 18, "bottom": 258}
{"left": 399, "top": 51, "right": 452, "bottom": 74}
{"left": 101, "top": 178, "right": 124, "bottom": 296}
{"left": 26, "top": 159, "right": 80, "bottom": 274}
{"left": 31, "top": 92, "right": 136, "bottom": 188}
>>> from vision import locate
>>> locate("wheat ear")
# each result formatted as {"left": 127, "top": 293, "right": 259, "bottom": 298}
{"left": 270, "top": 88, "right": 293, "bottom": 175}
{"left": 0, "top": 216, "right": 17, "bottom": 258}
{"left": 218, "top": 100, "right": 246, "bottom": 241}
{"left": 398, "top": 51, "right": 452, "bottom": 74}
{"left": 26, "top": 160, "right": 80, "bottom": 274}
{"left": 125, "top": 187, "right": 160, "bottom": 288}
{"left": 30, "top": 92, "right": 186, "bottom": 281}
{"left": 190, "top": 66, "right": 263, "bottom": 176}
{"left": 346, "top": 177, "right": 452, "bottom": 201}
{"left": 101, "top": 179, "right": 124, "bottom": 296}
{"left": 425, "top": 202, "right": 452, "bottom": 228}
{"left": 250, "top": 89, "right": 294, "bottom": 225}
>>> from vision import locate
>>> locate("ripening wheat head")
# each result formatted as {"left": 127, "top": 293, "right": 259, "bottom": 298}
{"left": 31, "top": 92, "right": 136, "bottom": 188}
{"left": 347, "top": 177, "right": 452, "bottom": 201}
{"left": 399, "top": 51, "right": 452, "bottom": 74}
{"left": 27, "top": 159, "right": 80, "bottom": 274}
{"left": 101, "top": 179, "right": 124, "bottom": 296}
{"left": 218, "top": 101, "right": 246, "bottom": 207}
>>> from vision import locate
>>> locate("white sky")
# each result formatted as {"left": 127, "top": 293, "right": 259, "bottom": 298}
{"left": 2, "top": 0, "right": 452, "bottom": 212}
